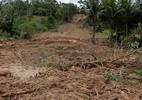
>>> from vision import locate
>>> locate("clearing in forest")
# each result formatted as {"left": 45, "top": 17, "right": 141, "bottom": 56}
{"left": 0, "top": 21, "right": 142, "bottom": 100}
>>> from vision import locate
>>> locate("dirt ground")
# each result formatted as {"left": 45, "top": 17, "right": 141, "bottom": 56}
{"left": 0, "top": 19, "right": 142, "bottom": 100}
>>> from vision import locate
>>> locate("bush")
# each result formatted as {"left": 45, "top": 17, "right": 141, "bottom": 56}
{"left": 0, "top": 15, "right": 63, "bottom": 40}
{"left": 104, "top": 72, "right": 122, "bottom": 82}
{"left": 35, "top": 23, "right": 48, "bottom": 32}
{"left": 40, "top": 17, "right": 48, "bottom": 25}
{"left": 13, "top": 17, "right": 37, "bottom": 38}
{"left": 19, "top": 31, "right": 31, "bottom": 39}
{"left": 127, "top": 33, "right": 142, "bottom": 51}
{"left": 0, "top": 30, "right": 14, "bottom": 40}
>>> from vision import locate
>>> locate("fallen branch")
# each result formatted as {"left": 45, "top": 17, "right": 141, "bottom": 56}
{"left": 1, "top": 88, "right": 38, "bottom": 98}
{"left": 0, "top": 70, "right": 11, "bottom": 76}
{"left": 111, "top": 52, "right": 134, "bottom": 62}
{"left": 94, "top": 87, "right": 99, "bottom": 96}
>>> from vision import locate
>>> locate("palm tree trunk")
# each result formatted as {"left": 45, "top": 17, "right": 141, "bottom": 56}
{"left": 140, "top": 23, "right": 142, "bottom": 30}
{"left": 116, "top": 23, "right": 119, "bottom": 42}
{"left": 92, "top": 26, "right": 96, "bottom": 44}
{"left": 109, "top": 23, "right": 112, "bottom": 41}
{"left": 125, "top": 21, "right": 128, "bottom": 37}
{"left": 93, "top": 32, "right": 96, "bottom": 40}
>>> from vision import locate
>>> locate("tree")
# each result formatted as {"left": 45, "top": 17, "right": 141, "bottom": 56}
{"left": 59, "top": 3, "right": 79, "bottom": 22}
{"left": 0, "top": 4, "right": 15, "bottom": 36}
{"left": 118, "top": 0, "right": 141, "bottom": 36}
{"left": 101, "top": 0, "right": 119, "bottom": 40}
{"left": 85, "top": 0, "right": 103, "bottom": 43}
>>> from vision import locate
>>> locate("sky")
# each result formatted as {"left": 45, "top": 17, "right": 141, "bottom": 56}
{"left": 56, "top": 0, "right": 79, "bottom": 5}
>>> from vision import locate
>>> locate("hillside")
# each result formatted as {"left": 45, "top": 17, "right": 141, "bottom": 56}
{"left": 0, "top": 21, "right": 142, "bottom": 100}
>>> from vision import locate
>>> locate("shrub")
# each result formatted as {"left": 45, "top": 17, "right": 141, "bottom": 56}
{"left": 40, "top": 17, "right": 48, "bottom": 25}
{"left": 0, "top": 30, "right": 14, "bottom": 40}
{"left": 19, "top": 31, "right": 31, "bottom": 39}
{"left": 35, "top": 23, "right": 48, "bottom": 32}
{"left": 104, "top": 71, "right": 123, "bottom": 82}
{"left": 127, "top": 33, "right": 142, "bottom": 51}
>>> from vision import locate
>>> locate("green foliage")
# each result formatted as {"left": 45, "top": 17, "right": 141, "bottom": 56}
{"left": 0, "top": 0, "right": 79, "bottom": 39}
{"left": 34, "top": 54, "right": 58, "bottom": 68}
{"left": 128, "top": 41, "right": 140, "bottom": 51}
{"left": 0, "top": 4, "right": 15, "bottom": 36}
{"left": 81, "top": 0, "right": 142, "bottom": 48}
{"left": 104, "top": 71, "right": 123, "bottom": 82}
{"left": 59, "top": 3, "right": 79, "bottom": 22}
{"left": 0, "top": 30, "right": 14, "bottom": 40}
{"left": 127, "top": 33, "right": 141, "bottom": 50}
{"left": 102, "top": 30, "right": 109, "bottom": 35}
{"left": 18, "top": 19, "right": 36, "bottom": 33}
{"left": 12, "top": 16, "right": 50, "bottom": 39}
{"left": 128, "top": 69, "right": 142, "bottom": 76}
{"left": 134, "top": 71, "right": 142, "bottom": 76}
{"left": 19, "top": 31, "right": 30, "bottom": 39}
{"left": 84, "top": 0, "right": 103, "bottom": 42}
{"left": 1, "top": 0, "right": 141, "bottom": 46}
{"left": 40, "top": 17, "right": 48, "bottom": 25}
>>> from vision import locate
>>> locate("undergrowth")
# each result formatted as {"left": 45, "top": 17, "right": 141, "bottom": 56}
{"left": 128, "top": 69, "right": 142, "bottom": 76}
{"left": 104, "top": 71, "right": 124, "bottom": 82}
{"left": 34, "top": 53, "right": 58, "bottom": 68}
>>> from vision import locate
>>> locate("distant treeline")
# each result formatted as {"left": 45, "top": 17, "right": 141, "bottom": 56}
{"left": 0, "top": 0, "right": 83, "bottom": 39}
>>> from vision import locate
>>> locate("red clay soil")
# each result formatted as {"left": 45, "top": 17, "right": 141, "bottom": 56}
{"left": 0, "top": 23, "right": 142, "bottom": 100}
{"left": 1, "top": 67, "right": 142, "bottom": 100}
{"left": 72, "top": 14, "right": 85, "bottom": 23}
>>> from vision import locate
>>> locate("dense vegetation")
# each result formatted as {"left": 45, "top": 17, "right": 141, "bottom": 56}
{"left": 1, "top": 0, "right": 142, "bottom": 49}
{"left": 0, "top": 0, "right": 79, "bottom": 39}
{"left": 79, "top": 0, "right": 142, "bottom": 49}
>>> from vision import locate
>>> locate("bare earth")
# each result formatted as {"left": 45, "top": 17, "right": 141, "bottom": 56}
{"left": 0, "top": 22, "right": 142, "bottom": 100}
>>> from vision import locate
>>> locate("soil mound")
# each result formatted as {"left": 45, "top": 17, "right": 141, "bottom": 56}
{"left": 72, "top": 14, "right": 85, "bottom": 23}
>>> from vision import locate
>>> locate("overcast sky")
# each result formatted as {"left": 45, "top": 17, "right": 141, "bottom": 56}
{"left": 56, "top": 0, "right": 79, "bottom": 5}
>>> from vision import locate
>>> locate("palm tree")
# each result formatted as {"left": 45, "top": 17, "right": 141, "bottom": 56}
{"left": 118, "top": 0, "right": 141, "bottom": 36}
{"left": 101, "top": 0, "right": 121, "bottom": 41}
{"left": 85, "top": 0, "right": 103, "bottom": 43}
{"left": 83, "top": 0, "right": 142, "bottom": 43}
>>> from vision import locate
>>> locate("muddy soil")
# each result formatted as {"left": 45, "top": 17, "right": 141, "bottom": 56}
{"left": 0, "top": 22, "right": 142, "bottom": 100}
